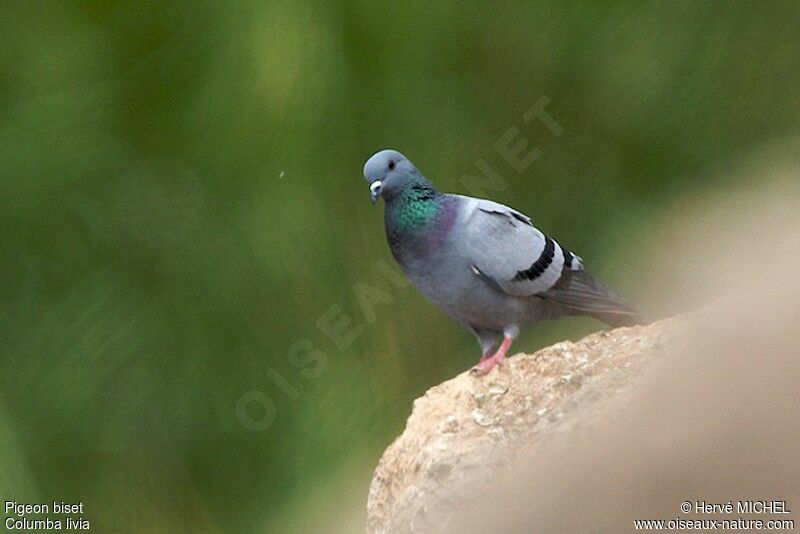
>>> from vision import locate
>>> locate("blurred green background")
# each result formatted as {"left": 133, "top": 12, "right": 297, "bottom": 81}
{"left": 1, "top": 1, "right": 798, "bottom": 532}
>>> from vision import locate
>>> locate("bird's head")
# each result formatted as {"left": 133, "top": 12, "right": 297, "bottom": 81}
{"left": 362, "top": 149, "right": 419, "bottom": 204}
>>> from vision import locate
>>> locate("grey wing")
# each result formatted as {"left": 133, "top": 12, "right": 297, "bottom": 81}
{"left": 459, "top": 196, "right": 639, "bottom": 326}
{"left": 459, "top": 197, "right": 580, "bottom": 297}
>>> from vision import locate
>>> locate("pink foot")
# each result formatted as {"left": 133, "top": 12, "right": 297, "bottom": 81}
{"left": 470, "top": 352, "right": 505, "bottom": 375}
{"left": 470, "top": 335, "right": 513, "bottom": 376}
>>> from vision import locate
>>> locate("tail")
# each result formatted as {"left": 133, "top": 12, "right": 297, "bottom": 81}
{"left": 542, "top": 268, "right": 641, "bottom": 328}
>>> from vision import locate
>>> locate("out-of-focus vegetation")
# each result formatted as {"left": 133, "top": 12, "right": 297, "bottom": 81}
{"left": 0, "top": 2, "right": 798, "bottom": 532}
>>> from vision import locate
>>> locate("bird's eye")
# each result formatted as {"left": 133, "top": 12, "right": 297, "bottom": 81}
{"left": 388, "top": 160, "right": 396, "bottom": 171}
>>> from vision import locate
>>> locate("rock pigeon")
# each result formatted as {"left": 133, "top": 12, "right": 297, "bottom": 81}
{"left": 363, "top": 149, "right": 639, "bottom": 375}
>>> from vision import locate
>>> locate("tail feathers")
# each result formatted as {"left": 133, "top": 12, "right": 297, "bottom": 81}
{"left": 543, "top": 268, "right": 641, "bottom": 328}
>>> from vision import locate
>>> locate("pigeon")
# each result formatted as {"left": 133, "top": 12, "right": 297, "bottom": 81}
{"left": 363, "top": 149, "right": 640, "bottom": 375}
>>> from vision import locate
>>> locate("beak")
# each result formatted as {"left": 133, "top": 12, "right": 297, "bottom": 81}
{"left": 369, "top": 180, "right": 382, "bottom": 204}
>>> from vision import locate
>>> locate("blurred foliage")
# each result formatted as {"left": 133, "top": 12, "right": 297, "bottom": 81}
{"left": 0, "top": 1, "right": 798, "bottom": 532}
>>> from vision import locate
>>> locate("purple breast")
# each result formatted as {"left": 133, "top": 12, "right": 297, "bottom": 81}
{"left": 426, "top": 197, "right": 458, "bottom": 250}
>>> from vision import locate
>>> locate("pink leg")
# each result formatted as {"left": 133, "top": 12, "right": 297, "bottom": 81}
{"left": 478, "top": 346, "right": 496, "bottom": 361}
{"left": 470, "top": 335, "right": 514, "bottom": 376}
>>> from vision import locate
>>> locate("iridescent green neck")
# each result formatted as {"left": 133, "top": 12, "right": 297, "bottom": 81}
{"left": 387, "top": 178, "right": 440, "bottom": 232}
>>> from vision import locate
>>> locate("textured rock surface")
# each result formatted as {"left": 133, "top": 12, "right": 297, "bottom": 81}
{"left": 367, "top": 320, "right": 672, "bottom": 534}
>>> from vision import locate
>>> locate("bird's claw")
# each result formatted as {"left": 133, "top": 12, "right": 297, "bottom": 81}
{"left": 470, "top": 356, "right": 504, "bottom": 376}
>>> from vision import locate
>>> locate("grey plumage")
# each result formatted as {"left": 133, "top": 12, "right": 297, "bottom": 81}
{"left": 363, "top": 149, "right": 639, "bottom": 374}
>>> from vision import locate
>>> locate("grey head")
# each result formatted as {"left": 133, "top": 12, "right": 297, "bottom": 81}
{"left": 362, "top": 149, "right": 423, "bottom": 204}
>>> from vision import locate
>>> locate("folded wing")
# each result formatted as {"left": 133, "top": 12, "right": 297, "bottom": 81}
{"left": 460, "top": 196, "right": 639, "bottom": 327}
